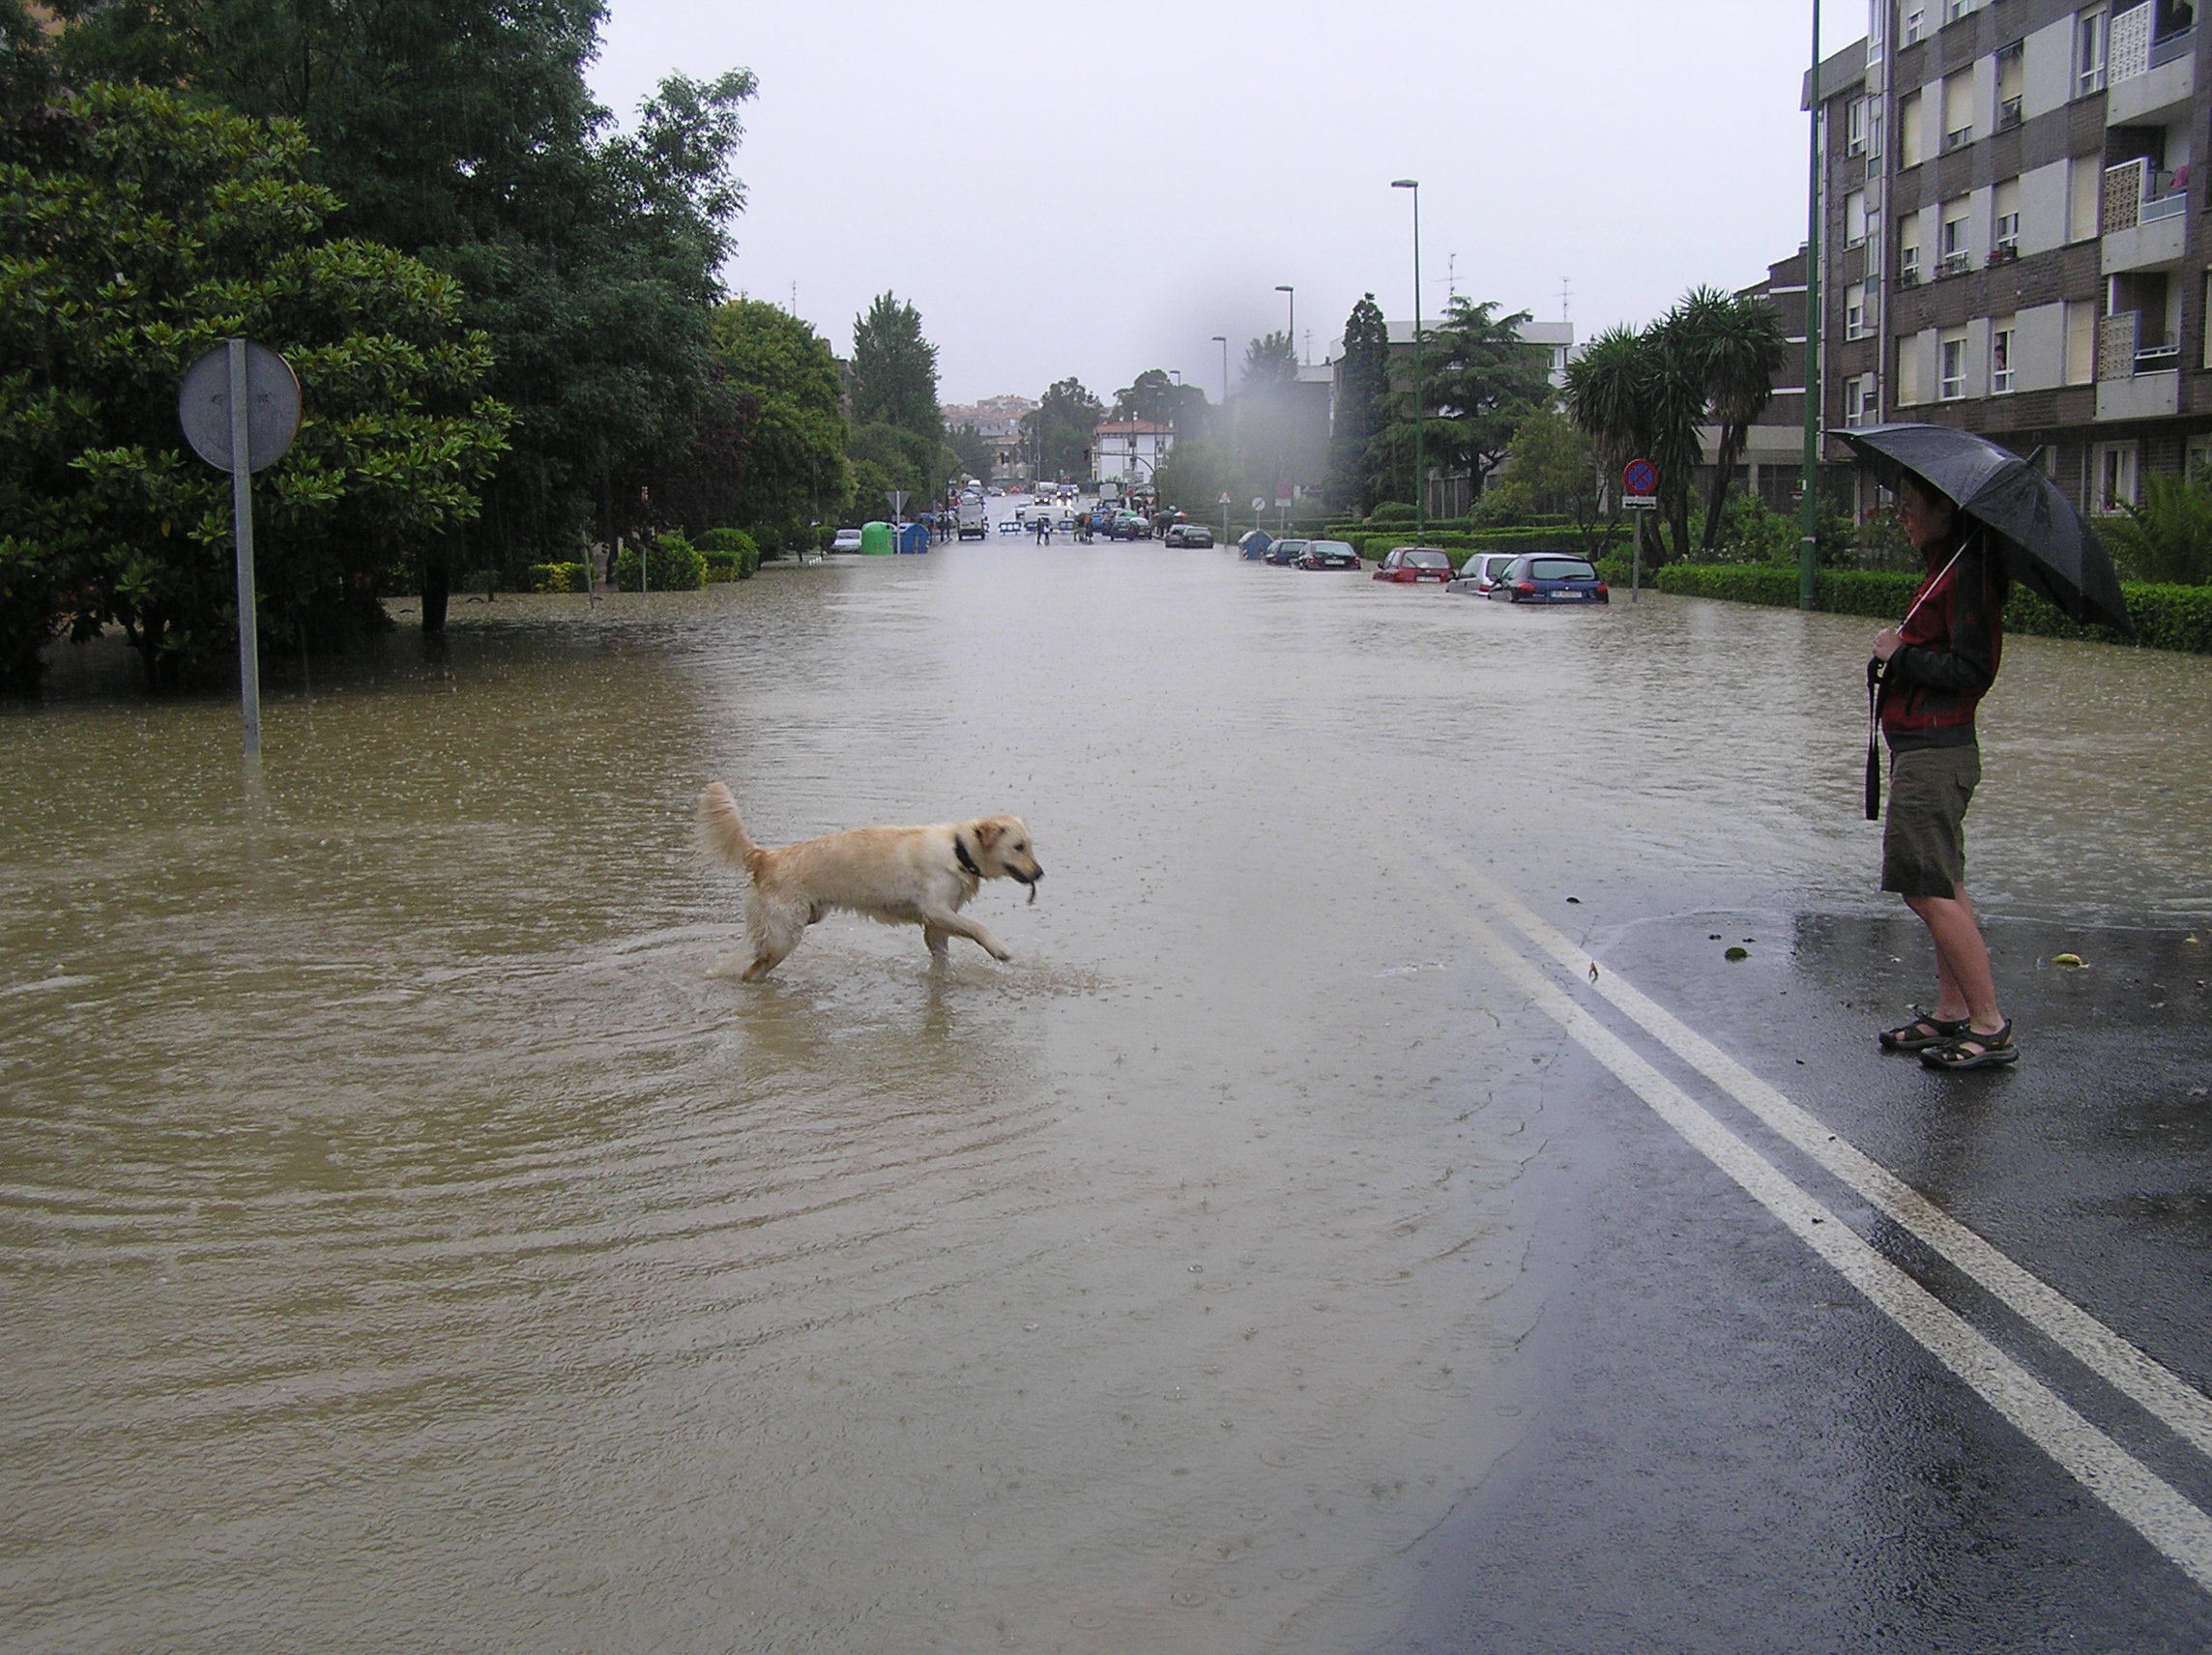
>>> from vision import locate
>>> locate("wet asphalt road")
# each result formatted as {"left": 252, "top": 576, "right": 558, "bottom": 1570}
{"left": 1382, "top": 904, "right": 2212, "bottom": 1653}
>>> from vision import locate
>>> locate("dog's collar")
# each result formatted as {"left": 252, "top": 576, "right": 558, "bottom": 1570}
{"left": 953, "top": 833, "right": 982, "bottom": 879}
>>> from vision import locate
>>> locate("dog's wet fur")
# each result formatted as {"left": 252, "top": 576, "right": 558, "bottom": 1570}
{"left": 698, "top": 783, "right": 1042, "bottom": 980}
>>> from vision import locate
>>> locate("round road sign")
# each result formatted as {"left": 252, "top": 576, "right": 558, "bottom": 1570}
{"left": 1622, "top": 457, "right": 1658, "bottom": 497}
{"left": 178, "top": 341, "right": 301, "bottom": 472}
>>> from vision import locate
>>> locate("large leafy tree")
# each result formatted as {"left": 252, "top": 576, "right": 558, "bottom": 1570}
{"left": 1565, "top": 321, "right": 1703, "bottom": 564}
{"left": 1382, "top": 299, "right": 1552, "bottom": 503}
{"left": 1020, "top": 377, "right": 1102, "bottom": 483}
{"left": 1662, "top": 285, "right": 1787, "bottom": 556}
{"left": 1494, "top": 405, "right": 1614, "bottom": 556}
{"left": 1324, "top": 293, "right": 1388, "bottom": 513}
{"left": 0, "top": 83, "right": 510, "bottom": 691}
{"left": 946, "top": 422, "right": 992, "bottom": 484}
{"left": 1110, "top": 368, "right": 1208, "bottom": 435}
{"left": 849, "top": 293, "right": 941, "bottom": 447}
{"left": 48, "top": 0, "right": 755, "bottom": 597}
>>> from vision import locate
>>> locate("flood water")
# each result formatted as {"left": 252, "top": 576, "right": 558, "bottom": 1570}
{"left": 3, "top": 548, "right": 2208, "bottom": 1652}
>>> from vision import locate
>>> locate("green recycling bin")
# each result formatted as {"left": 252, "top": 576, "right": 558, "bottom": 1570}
{"left": 859, "top": 521, "right": 893, "bottom": 556}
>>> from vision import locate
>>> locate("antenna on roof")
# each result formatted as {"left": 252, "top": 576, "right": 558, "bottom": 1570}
{"left": 1560, "top": 276, "right": 1572, "bottom": 322}
{"left": 1447, "top": 253, "right": 1457, "bottom": 302}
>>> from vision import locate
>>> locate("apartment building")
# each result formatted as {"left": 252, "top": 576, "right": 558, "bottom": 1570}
{"left": 1815, "top": 0, "right": 2206, "bottom": 517}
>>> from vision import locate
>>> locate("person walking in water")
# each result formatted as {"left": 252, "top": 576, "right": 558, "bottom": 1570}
{"left": 1872, "top": 473, "right": 2017, "bottom": 1069}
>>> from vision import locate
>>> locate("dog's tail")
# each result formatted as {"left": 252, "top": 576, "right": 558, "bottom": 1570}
{"left": 697, "top": 782, "right": 766, "bottom": 880}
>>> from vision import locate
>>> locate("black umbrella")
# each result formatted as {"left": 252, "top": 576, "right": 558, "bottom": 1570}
{"left": 1838, "top": 422, "right": 2133, "bottom": 636}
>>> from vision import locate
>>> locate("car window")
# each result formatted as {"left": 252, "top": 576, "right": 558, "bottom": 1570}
{"left": 1408, "top": 551, "right": 1451, "bottom": 568}
{"left": 1309, "top": 540, "right": 1353, "bottom": 556}
{"left": 1484, "top": 555, "right": 1516, "bottom": 575}
{"left": 1531, "top": 559, "right": 1597, "bottom": 581}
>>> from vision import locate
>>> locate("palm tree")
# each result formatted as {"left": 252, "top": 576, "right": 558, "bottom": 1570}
{"left": 1566, "top": 322, "right": 1703, "bottom": 564}
{"left": 1666, "top": 286, "right": 1787, "bottom": 556}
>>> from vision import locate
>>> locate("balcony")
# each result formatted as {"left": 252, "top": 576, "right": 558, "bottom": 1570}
{"left": 1936, "top": 248, "right": 1973, "bottom": 278}
{"left": 2103, "top": 159, "right": 2190, "bottom": 271}
{"left": 1996, "top": 96, "right": 2023, "bottom": 131}
{"left": 2107, "top": 2, "right": 2196, "bottom": 121}
{"left": 2095, "top": 309, "right": 2183, "bottom": 420}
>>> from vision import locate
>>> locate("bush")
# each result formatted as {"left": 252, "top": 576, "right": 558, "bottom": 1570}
{"left": 529, "top": 562, "right": 590, "bottom": 594}
{"left": 2106, "top": 472, "right": 2212, "bottom": 584}
{"left": 697, "top": 527, "right": 761, "bottom": 581}
{"left": 1369, "top": 502, "right": 1417, "bottom": 525}
{"left": 612, "top": 531, "right": 708, "bottom": 592}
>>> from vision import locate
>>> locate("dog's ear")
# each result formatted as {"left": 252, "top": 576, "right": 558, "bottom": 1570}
{"left": 973, "top": 820, "right": 1004, "bottom": 850}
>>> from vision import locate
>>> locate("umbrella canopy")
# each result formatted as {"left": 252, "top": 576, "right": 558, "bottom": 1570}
{"left": 1839, "top": 423, "right": 2133, "bottom": 635}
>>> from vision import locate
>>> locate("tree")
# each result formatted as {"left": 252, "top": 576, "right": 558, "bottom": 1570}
{"left": 1663, "top": 286, "right": 1787, "bottom": 557}
{"left": 1020, "top": 377, "right": 1103, "bottom": 483}
{"left": 48, "top": 0, "right": 755, "bottom": 594}
{"left": 1240, "top": 331, "right": 1295, "bottom": 391}
{"left": 1494, "top": 405, "right": 1615, "bottom": 556}
{"left": 849, "top": 292, "right": 941, "bottom": 447}
{"left": 1377, "top": 299, "right": 1552, "bottom": 505}
{"left": 946, "top": 422, "right": 992, "bottom": 484}
{"left": 845, "top": 422, "right": 938, "bottom": 521}
{"left": 2109, "top": 471, "right": 2212, "bottom": 584}
{"left": 1564, "top": 320, "right": 1703, "bottom": 565}
{"left": 0, "top": 83, "right": 510, "bottom": 691}
{"left": 1324, "top": 294, "right": 1388, "bottom": 513}
{"left": 1111, "top": 368, "right": 1208, "bottom": 434}
{"left": 1150, "top": 435, "right": 1237, "bottom": 519}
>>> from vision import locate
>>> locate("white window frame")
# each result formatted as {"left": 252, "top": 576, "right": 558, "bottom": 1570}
{"left": 1945, "top": 0, "right": 1975, "bottom": 20}
{"left": 1845, "top": 374, "right": 1879, "bottom": 427}
{"left": 1940, "top": 334, "right": 1968, "bottom": 399}
{"left": 2078, "top": 9, "right": 2109, "bottom": 97}
{"left": 1939, "top": 204, "right": 1972, "bottom": 275}
{"left": 1847, "top": 98, "right": 1868, "bottom": 157}
{"left": 1942, "top": 73, "right": 1976, "bottom": 151}
{"left": 2090, "top": 441, "right": 2138, "bottom": 514}
{"left": 1995, "top": 41, "right": 2025, "bottom": 130}
{"left": 1846, "top": 282, "right": 1868, "bottom": 340}
{"left": 1904, "top": 4, "right": 1928, "bottom": 45}
{"left": 1991, "top": 324, "right": 2016, "bottom": 393}
{"left": 1846, "top": 189, "right": 1869, "bottom": 247}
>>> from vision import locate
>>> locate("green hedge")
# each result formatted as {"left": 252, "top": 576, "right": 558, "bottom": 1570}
{"left": 697, "top": 527, "right": 761, "bottom": 581}
{"left": 528, "top": 561, "right": 590, "bottom": 594}
{"left": 612, "top": 531, "right": 708, "bottom": 592}
{"left": 1647, "top": 563, "right": 2212, "bottom": 654}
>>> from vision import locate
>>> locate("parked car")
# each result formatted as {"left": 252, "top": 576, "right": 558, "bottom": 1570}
{"left": 1444, "top": 551, "right": 1519, "bottom": 595}
{"left": 1488, "top": 553, "right": 1610, "bottom": 604}
{"left": 1107, "top": 511, "right": 1151, "bottom": 540}
{"left": 1373, "top": 546, "right": 1455, "bottom": 584}
{"left": 1296, "top": 538, "right": 1360, "bottom": 569}
{"left": 1164, "top": 523, "right": 1214, "bottom": 547}
{"left": 1263, "top": 537, "right": 1307, "bottom": 566}
{"left": 830, "top": 527, "right": 865, "bottom": 554}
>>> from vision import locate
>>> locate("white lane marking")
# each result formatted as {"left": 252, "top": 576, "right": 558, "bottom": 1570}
{"left": 1422, "top": 844, "right": 2212, "bottom": 1468}
{"left": 1435, "top": 898, "right": 2212, "bottom": 1595}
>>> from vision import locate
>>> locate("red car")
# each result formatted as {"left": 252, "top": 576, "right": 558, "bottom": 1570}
{"left": 1373, "top": 547, "right": 1455, "bottom": 584}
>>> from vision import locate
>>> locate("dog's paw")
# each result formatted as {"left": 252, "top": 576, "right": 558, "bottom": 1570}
{"left": 990, "top": 945, "right": 1014, "bottom": 963}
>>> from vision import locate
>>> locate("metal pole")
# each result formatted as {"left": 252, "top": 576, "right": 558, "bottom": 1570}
{"left": 1394, "top": 180, "right": 1422, "bottom": 546}
{"left": 1632, "top": 506, "right": 1644, "bottom": 602}
{"left": 1213, "top": 335, "right": 1228, "bottom": 405}
{"left": 227, "top": 338, "right": 262, "bottom": 757}
{"left": 1799, "top": 0, "right": 1822, "bottom": 612}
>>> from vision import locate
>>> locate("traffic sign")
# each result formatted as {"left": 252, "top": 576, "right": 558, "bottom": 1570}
{"left": 178, "top": 340, "right": 300, "bottom": 472}
{"left": 1251, "top": 497, "right": 1265, "bottom": 512}
{"left": 1218, "top": 492, "right": 1233, "bottom": 505}
{"left": 1623, "top": 495, "right": 1660, "bottom": 509}
{"left": 1622, "top": 458, "right": 1658, "bottom": 498}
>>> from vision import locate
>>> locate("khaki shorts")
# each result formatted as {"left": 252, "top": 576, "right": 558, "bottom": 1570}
{"left": 1882, "top": 744, "right": 1980, "bottom": 899}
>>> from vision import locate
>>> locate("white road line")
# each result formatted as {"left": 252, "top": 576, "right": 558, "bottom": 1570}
{"left": 1433, "top": 897, "right": 2212, "bottom": 1595}
{"left": 1422, "top": 843, "right": 2212, "bottom": 1468}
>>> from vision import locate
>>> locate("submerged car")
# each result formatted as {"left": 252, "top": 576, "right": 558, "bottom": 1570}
{"left": 1372, "top": 546, "right": 1455, "bottom": 584}
{"left": 1488, "top": 553, "right": 1610, "bottom": 604}
{"left": 1444, "top": 551, "right": 1520, "bottom": 595}
{"left": 1163, "top": 522, "right": 1215, "bottom": 547}
{"left": 1296, "top": 538, "right": 1359, "bottom": 569}
{"left": 1263, "top": 537, "right": 1307, "bottom": 566}
{"left": 830, "top": 527, "right": 865, "bottom": 553}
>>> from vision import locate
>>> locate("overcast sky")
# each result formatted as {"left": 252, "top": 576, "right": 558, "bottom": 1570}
{"left": 588, "top": 1, "right": 1872, "bottom": 407}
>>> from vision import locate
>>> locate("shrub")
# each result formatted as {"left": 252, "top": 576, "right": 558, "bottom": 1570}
{"left": 698, "top": 527, "right": 761, "bottom": 581}
{"left": 612, "top": 531, "right": 708, "bottom": 592}
{"left": 2106, "top": 472, "right": 2212, "bottom": 584}
{"left": 1369, "top": 502, "right": 1417, "bottom": 525}
{"left": 529, "top": 562, "right": 590, "bottom": 594}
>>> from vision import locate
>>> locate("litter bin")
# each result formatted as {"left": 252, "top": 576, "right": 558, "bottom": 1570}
{"left": 859, "top": 521, "right": 893, "bottom": 556}
{"left": 895, "top": 521, "right": 931, "bottom": 555}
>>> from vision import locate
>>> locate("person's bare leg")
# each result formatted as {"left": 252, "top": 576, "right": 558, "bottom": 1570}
{"left": 1905, "top": 889, "right": 2001, "bottom": 1032}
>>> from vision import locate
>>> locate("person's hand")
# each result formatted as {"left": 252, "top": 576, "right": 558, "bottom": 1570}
{"left": 1873, "top": 627, "right": 1904, "bottom": 662}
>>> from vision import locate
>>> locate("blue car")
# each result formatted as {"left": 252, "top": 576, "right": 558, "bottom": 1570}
{"left": 1486, "top": 553, "right": 1610, "bottom": 604}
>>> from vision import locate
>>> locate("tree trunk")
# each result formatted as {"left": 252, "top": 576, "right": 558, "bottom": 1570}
{"left": 421, "top": 542, "right": 451, "bottom": 635}
{"left": 1701, "top": 422, "right": 1747, "bottom": 557}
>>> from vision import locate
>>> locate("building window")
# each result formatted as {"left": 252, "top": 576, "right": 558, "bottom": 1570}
{"left": 1945, "top": 0, "right": 1974, "bottom": 19}
{"left": 1898, "top": 89, "right": 1925, "bottom": 168}
{"left": 1991, "top": 321, "right": 2016, "bottom": 392}
{"left": 1940, "top": 331, "right": 1968, "bottom": 399}
{"left": 2090, "top": 441, "right": 2138, "bottom": 513}
{"left": 1899, "top": 212, "right": 1923, "bottom": 284}
{"left": 2066, "top": 301, "right": 2099, "bottom": 382}
{"left": 1847, "top": 98, "right": 1868, "bottom": 156}
{"left": 2078, "top": 9, "right": 2109, "bottom": 97}
{"left": 1939, "top": 202, "right": 1972, "bottom": 275}
{"left": 1898, "top": 335, "right": 1924, "bottom": 405}
{"left": 1846, "top": 282, "right": 1869, "bottom": 340}
{"left": 1996, "top": 41, "right": 2024, "bottom": 130}
{"left": 1846, "top": 189, "right": 1869, "bottom": 247}
{"left": 1904, "top": 5, "right": 1928, "bottom": 44}
{"left": 1942, "top": 73, "right": 1975, "bottom": 151}
{"left": 1845, "top": 374, "right": 1878, "bottom": 427}
{"left": 1992, "top": 178, "right": 2022, "bottom": 260}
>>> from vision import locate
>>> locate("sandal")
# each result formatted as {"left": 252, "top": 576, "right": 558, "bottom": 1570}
{"left": 1879, "top": 1013, "right": 1968, "bottom": 1052}
{"left": 1921, "top": 1019, "right": 2020, "bottom": 1070}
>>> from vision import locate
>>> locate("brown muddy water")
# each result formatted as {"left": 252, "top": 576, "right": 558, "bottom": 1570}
{"left": 2, "top": 549, "right": 2207, "bottom": 1653}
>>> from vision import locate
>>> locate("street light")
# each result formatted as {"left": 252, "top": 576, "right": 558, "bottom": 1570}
{"left": 1391, "top": 179, "right": 1423, "bottom": 549}
{"left": 1211, "top": 334, "right": 1229, "bottom": 405}
{"left": 1275, "top": 285, "right": 1295, "bottom": 365}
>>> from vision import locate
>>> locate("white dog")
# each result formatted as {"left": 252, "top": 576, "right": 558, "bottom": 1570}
{"left": 697, "top": 782, "right": 1043, "bottom": 979}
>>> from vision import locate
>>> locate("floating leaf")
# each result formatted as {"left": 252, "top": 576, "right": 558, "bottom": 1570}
{"left": 2052, "top": 953, "right": 2084, "bottom": 969}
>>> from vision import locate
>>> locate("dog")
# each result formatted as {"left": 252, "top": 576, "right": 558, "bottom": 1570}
{"left": 697, "top": 782, "right": 1042, "bottom": 980}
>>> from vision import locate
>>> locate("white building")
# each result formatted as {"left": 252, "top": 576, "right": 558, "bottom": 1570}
{"left": 1091, "top": 420, "right": 1175, "bottom": 490}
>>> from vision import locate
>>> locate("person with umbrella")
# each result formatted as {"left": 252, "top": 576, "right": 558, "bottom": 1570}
{"left": 1845, "top": 423, "right": 2133, "bottom": 1071}
{"left": 1869, "top": 472, "right": 2016, "bottom": 1069}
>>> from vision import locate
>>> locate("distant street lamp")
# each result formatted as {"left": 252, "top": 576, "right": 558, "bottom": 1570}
{"left": 1391, "top": 179, "right": 1423, "bottom": 548}
{"left": 1275, "top": 285, "right": 1295, "bottom": 365}
{"left": 1212, "top": 334, "right": 1229, "bottom": 405}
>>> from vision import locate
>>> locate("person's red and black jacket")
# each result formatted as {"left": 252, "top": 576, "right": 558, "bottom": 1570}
{"left": 1878, "top": 535, "right": 2005, "bottom": 751}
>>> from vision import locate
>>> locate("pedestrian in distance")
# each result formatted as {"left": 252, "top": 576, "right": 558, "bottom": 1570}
{"left": 1871, "top": 472, "right": 2017, "bottom": 1069}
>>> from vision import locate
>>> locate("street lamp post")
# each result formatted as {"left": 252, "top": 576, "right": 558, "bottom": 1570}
{"left": 1275, "top": 285, "right": 1295, "bottom": 364}
{"left": 1211, "top": 335, "right": 1229, "bottom": 405}
{"left": 1391, "top": 179, "right": 1423, "bottom": 548}
{"left": 1799, "top": 0, "right": 1822, "bottom": 612}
